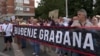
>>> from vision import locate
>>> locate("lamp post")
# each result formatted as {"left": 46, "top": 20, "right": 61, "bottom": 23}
{"left": 66, "top": 0, "right": 68, "bottom": 17}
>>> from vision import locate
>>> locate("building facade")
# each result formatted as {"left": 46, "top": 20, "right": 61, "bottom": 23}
{"left": 0, "top": 0, "right": 35, "bottom": 19}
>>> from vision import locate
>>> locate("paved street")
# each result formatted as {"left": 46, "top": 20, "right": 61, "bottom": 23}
{"left": 0, "top": 36, "right": 58, "bottom": 56}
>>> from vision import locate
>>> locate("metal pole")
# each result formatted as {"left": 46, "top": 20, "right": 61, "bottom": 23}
{"left": 66, "top": 0, "right": 68, "bottom": 17}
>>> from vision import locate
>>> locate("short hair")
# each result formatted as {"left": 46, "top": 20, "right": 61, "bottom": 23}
{"left": 77, "top": 9, "right": 87, "bottom": 17}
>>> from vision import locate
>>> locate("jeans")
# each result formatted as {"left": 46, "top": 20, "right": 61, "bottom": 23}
{"left": 21, "top": 38, "right": 26, "bottom": 48}
{"left": 72, "top": 52, "right": 80, "bottom": 56}
{"left": 31, "top": 42, "right": 40, "bottom": 54}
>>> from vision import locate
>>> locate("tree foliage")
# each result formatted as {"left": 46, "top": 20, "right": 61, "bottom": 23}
{"left": 68, "top": 0, "right": 93, "bottom": 17}
{"left": 35, "top": 0, "right": 66, "bottom": 18}
{"left": 94, "top": 0, "right": 100, "bottom": 15}
{"left": 35, "top": 0, "right": 94, "bottom": 18}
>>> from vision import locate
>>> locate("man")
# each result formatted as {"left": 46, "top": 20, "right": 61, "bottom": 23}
{"left": 2, "top": 19, "right": 13, "bottom": 51}
{"left": 71, "top": 9, "right": 93, "bottom": 27}
{"left": 71, "top": 9, "right": 93, "bottom": 56}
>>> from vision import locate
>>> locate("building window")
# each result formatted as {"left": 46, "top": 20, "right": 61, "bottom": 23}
{"left": 24, "top": 7, "right": 30, "bottom": 11}
{"left": 6, "top": 9, "right": 8, "bottom": 11}
{"left": 15, "top": 0, "right": 23, "bottom": 3}
{"left": 15, "top": 7, "right": 23, "bottom": 13}
{"left": 15, "top": 7, "right": 23, "bottom": 11}
{"left": 24, "top": 0, "right": 30, "bottom": 4}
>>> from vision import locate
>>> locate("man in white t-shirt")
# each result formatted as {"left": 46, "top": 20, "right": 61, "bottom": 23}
{"left": 2, "top": 20, "right": 13, "bottom": 52}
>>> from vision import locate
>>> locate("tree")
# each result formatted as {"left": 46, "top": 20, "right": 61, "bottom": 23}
{"left": 83, "top": 0, "right": 93, "bottom": 17}
{"left": 35, "top": 0, "right": 66, "bottom": 19}
{"left": 93, "top": 0, "right": 100, "bottom": 15}
{"left": 68, "top": 0, "right": 93, "bottom": 17}
{"left": 35, "top": 0, "right": 93, "bottom": 18}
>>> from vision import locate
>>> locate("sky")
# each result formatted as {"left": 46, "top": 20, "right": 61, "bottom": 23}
{"left": 34, "top": 0, "right": 96, "bottom": 8}
{"left": 35, "top": 0, "right": 41, "bottom": 8}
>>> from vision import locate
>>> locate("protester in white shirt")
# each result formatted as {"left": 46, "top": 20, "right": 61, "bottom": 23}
{"left": 71, "top": 9, "right": 93, "bottom": 56}
{"left": 91, "top": 16, "right": 99, "bottom": 27}
{"left": 2, "top": 20, "right": 13, "bottom": 52}
{"left": 71, "top": 9, "right": 93, "bottom": 27}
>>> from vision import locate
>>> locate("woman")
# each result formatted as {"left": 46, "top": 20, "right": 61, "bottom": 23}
{"left": 29, "top": 17, "right": 40, "bottom": 56}
{"left": 91, "top": 16, "right": 99, "bottom": 27}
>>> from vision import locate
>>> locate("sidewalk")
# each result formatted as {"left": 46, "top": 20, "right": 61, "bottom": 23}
{"left": 0, "top": 37, "right": 58, "bottom": 56}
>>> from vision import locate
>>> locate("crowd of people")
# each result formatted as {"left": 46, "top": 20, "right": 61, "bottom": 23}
{"left": 0, "top": 9, "right": 100, "bottom": 56}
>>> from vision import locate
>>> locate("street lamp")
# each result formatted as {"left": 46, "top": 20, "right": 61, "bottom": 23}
{"left": 66, "top": 0, "right": 68, "bottom": 17}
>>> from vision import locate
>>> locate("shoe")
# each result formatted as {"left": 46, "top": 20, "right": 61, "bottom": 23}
{"left": 58, "top": 54, "right": 62, "bottom": 56}
{"left": 9, "top": 48, "right": 12, "bottom": 51}
{"left": 3, "top": 48, "right": 7, "bottom": 52}
{"left": 32, "top": 52, "right": 36, "bottom": 55}
{"left": 21, "top": 47, "right": 26, "bottom": 49}
{"left": 35, "top": 55, "right": 39, "bottom": 56}
{"left": 16, "top": 50, "right": 21, "bottom": 52}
